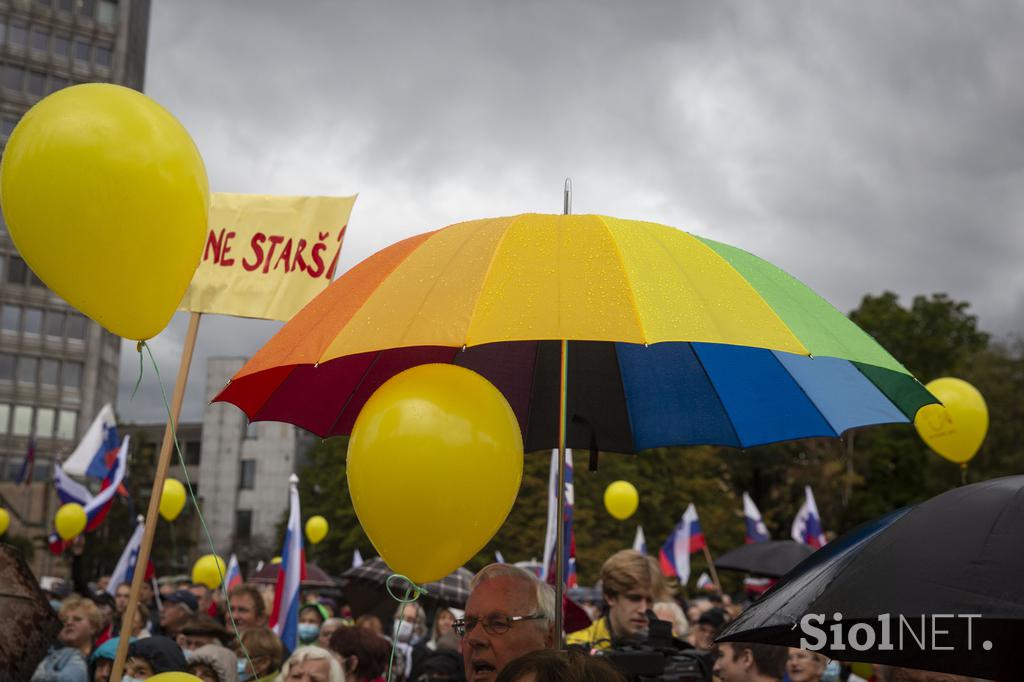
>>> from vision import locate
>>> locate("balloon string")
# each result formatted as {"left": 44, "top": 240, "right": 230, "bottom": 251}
{"left": 141, "top": 342, "right": 256, "bottom": 675}
{"left": 385, "top": 574, "right": 429, "bottom": 682}
{"left": 130, "top": 341, "right": 145, "bottom": 401}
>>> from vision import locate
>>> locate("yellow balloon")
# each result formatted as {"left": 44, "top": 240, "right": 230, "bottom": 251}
{"left": 0, "top": 508, "right": 9, "bottom": 535}
{"left": 271, "top": 556, "right": 282, "bottom": 564}
{"left": 306, "top": 515, "right": 329, "bottom": 545}
{"left": 604, "top": 480, "right": 640, "bottom": 520}
{"left": 191, "top": 554, "right": 227, "bottom": 589}
{"left": 149, "top": 674, "right": 204, "bottom": 682}
{"left": 914, "top": 377, "right": 989, "bottom": 464}
{"left": 0, "top": 84, "right": 209, "bottom": 341}
{"left": 348, "top": 364, "right": 523, "bottom": 583}
{"left": 55, "top": 503, "right": 87, "bottom": 540}
{"left": 160, "top": 479, "right": 187, "bottom": 522}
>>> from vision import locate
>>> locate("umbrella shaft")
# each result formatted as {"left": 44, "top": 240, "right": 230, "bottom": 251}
{"left": 554, "top": 339, "right": 568, "bottom": 647}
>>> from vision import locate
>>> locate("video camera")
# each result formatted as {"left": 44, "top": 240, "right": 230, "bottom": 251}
{"left": 595, "top": 610, "right": 713, "bottom": 682}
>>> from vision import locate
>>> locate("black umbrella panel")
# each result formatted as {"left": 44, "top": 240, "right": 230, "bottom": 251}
{"left": 718, "top": 476, "right": 1024, "bottom": 681}
{"left": 715, "top": 540, "right": 815, "bottom": 579}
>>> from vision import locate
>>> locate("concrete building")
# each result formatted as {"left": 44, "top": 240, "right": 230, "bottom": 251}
{"left": 0, "top": 0, "right": 151, "bottom": 571}
{"left": 201, "top": 357, "right": 314, "bottom": 571}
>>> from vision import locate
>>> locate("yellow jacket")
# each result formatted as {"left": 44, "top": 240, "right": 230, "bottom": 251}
{"left": 566, "top": 617, "right": 614, "bottom": 651}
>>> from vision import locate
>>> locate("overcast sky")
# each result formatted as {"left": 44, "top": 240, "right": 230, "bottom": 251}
{"left": 118, "top": 1, "right": 1024, "bottom": 424}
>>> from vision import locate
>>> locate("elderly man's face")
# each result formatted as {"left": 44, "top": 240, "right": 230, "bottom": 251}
{"left": 460, "top": 576, "right": 552, "bottom": 682}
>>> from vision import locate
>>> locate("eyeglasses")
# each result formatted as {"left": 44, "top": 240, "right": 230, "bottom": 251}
{"left": 453, "top": 614, "right": 548, "bottom": 638}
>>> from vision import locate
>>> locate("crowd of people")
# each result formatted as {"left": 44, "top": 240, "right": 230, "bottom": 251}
{"left": 28, "top": 549, "right": 977, "bottom": 682}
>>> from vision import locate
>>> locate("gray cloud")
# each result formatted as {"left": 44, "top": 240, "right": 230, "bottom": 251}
{"left": 118, "top": 0, "right": 1024, "bottom": 423}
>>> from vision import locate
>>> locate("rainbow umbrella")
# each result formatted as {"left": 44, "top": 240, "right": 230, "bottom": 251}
{"left": 215, "top": 213, "right": 935, "bottom": 634}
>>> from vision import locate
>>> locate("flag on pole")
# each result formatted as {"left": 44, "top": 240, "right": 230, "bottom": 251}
{"left": 105, "top": 517, "right": 154, "bottom": 596}
{"left": 659, "top": 503, "right": 705, "bottom": 584}
{"left": 226, "top": 553, "right": 243, "bottom": 591}
{"left": 270, "top": 474, "right": 305, "bottom": 651}
{"left": 743, "top": 492, "right": 770, "bottom": 543}
{"left": 48, "top": 436, "right": 130, "bottom": 554}
{"left": 16, "top": 438, "right": 36, "bottom": 485}
{"left": 633, "top": 526, "right": 647, "bottom": 554}
{"left": 352, "top": 549, "right": 364, "bottom": 569}
{"left": 791, "top": 485, "right": 827, "bottom": 548}
{"left": 696, "top": 572, "right": 715, "bottom": 592}
{"left": 541, "top": 448, "right": 577, "bottom": 588}
{"left": 60, "top": 404, "right": 119, "bottom": 479}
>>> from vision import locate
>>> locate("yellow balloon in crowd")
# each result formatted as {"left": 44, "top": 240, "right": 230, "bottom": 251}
{"left": 914, "top": 377, "right": 989, "bottom": 465}
{"left": 0, "top": 84, "right": 209, "bottom": 341}
{"left": 348, "top": 364, "right": 524, "bottom": 583}
{"left": 148, "top": 674, "right": 204, "bottom": 682}
{"left": 0, "top": 507, "right": 9, "bottom": 535}
{"left": 306, "top": 515, "right": 329, "bottom": 545}
{"left": 55, "top": 503, "right": 87, "bottom": 540}
{"left": 160, "top": 479, "right": 187, "bottom": 522}
{"left": 192, "top": 554, "right": 227, "bottom": 589}
{"left": 604, "top": 480, "right": 640, "bottom": 520}
{"left": 271, "top": 556, "right": 282, "bottom": 564}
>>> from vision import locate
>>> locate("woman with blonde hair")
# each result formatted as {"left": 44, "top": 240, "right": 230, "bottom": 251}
{"left": 33, "top": 595, "right": 104, "bottom": 681}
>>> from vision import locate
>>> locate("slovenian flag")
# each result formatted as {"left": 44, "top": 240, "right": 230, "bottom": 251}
{"left": 791, "top": 486, "right": 827, "bottom": 548}
{"left": 743, "top": 492, "right": 770, "bottom": 543}
{"left": 696, "top": 572, "right": 715, "bottom": 592}
{"left": 48, "top": 436, "right": 130, "bottom": 554}
{"left": 659, "top": 503, "right": 705, "bottom": 584}
{"left": 104, "top": 517, "right": 154, "bottom": 596}
{"left": 541, "top": 448, "right": 577, "bottom": 588}
{"left": 60, "top": 404, "right": 120, "bottom": 480}
{"left": 270, "top": 474, "right": 306, "bottom": 651}
{"left": 226, "top": 553, "right": 243, "bottom": 591}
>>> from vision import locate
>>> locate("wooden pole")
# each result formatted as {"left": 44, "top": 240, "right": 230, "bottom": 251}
{"left": 702, "top": 545, "right": 723, "bottom": 596}
{"left": 111, "top": 312, "right": 202, "bottom": 681}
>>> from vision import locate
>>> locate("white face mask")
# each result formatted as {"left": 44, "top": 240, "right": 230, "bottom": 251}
{"left": 396, "top": 619, "right": 415, "bottom": 642}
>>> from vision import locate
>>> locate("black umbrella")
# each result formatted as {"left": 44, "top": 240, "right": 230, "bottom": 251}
{"left": 718, "top": 476, "right": 1024, "bottom": 681}
{"left": 341, "top": 557, "right": 473, "bottom": 623}
{"left": 249, "top": 561, "right": 338, "bottom": 589}
{"left": 715, "top": 540, "right": 815, "bottom": 578}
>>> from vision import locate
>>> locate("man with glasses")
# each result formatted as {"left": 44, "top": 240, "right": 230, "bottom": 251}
{"left": 567, "top": 549, "right": 671, "bottom": 650}
{"left": 456, "top": 563, "right": 555, "bottom": 681}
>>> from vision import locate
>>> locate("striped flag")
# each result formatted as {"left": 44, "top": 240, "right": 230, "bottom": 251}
{"left": 61, "top": 404, "right": 119, "bottom": 480}
{"left": 352, "top": 548, "right": 363, "bottom": 568}
{"left": 16, "top": 438, "right": 36, "bottom": 485}
{"left": 226, "top": 553, "right": 243, "bottom": 591}
{"left": 791, "top": 486, "right": 827, "bottom": 548}
{"left": 696, "top": 572, "right": 715, "bottom": 592}
{"left": 48, "top": 436, "right": 130, "bottom": 554}
{"left": 633, "top": 526, "right": 647, "bottom": 554}
{"left": 659, "top": 503, "right": 705, "bottom": 584}
{"left": 104, "top": 517, "right": 154, "bottom": 595}
{"left": 743, "top": 492, "right": 770, "bottom": 543}
{"left": 541, "top": 448, "right": 577, "bottom": 588}
{"left": 495, "top": 550, "right": 506, "bottom": 564}
{"left": 270, "top": 474, "right": 306, "bottom": 651}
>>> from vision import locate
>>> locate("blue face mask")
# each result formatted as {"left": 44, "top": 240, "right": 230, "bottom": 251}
{"left": 49, "top": 600, "right": 63, "bottom": 611}
{"left": 182, "top": 649, "right": 195, "bottom": 662}
{"left": 298, "top": 622, "right": 320, "bottom": 643}
{"left": 238, "top": 657, "right": 253, "bottom": 682}
{"left": 822, "top": 660, "right": 841, "bottom": 682}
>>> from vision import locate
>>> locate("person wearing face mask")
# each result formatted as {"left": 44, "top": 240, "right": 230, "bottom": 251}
{"left": 298, "top": 604, "right": 330, "bottom": 645}
{"left": 33, "top": 595, "right": 103, "bottom": 682}
{"left": 392, "top": 602, "right": 428, "bottom": 680}
{"left": 238, "top": 627, "right": 285, "bottom": 682}
{"left": 89, "top": 636, "right": 134, "bottom": 682}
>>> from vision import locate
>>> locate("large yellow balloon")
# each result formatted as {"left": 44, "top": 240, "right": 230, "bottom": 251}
{"left": 914, "top": 377, "right": 989, "bottom": 464}
{"left": 191, "top": 554, "right": 227, "bottom": 589}
{"left": 148, "top": 674, "right": 203, "bottom": 682}
{"left": 348, "top": 364, "right": 523, "bottom": 583}
{"left": 0, "top": 508, "right": 9, "bottom": 535}
{"left": 306, "top": 515, "right": 329, "bottom": 545}
{"left": 604, "top": 480, "right": 639, "bottom": 520}
{"left": 160, "top": 479, "right": 187, "bottom": 522}
{"left": 55, "top": 503, "right": 87, "bottom": 540}
{"left": 0, "top": 84, "right": 209, "bottom": 341}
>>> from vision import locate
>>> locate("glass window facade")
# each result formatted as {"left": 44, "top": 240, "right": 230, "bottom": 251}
{"left": 57, "top": 410, "right": 77, "bottom": 440}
